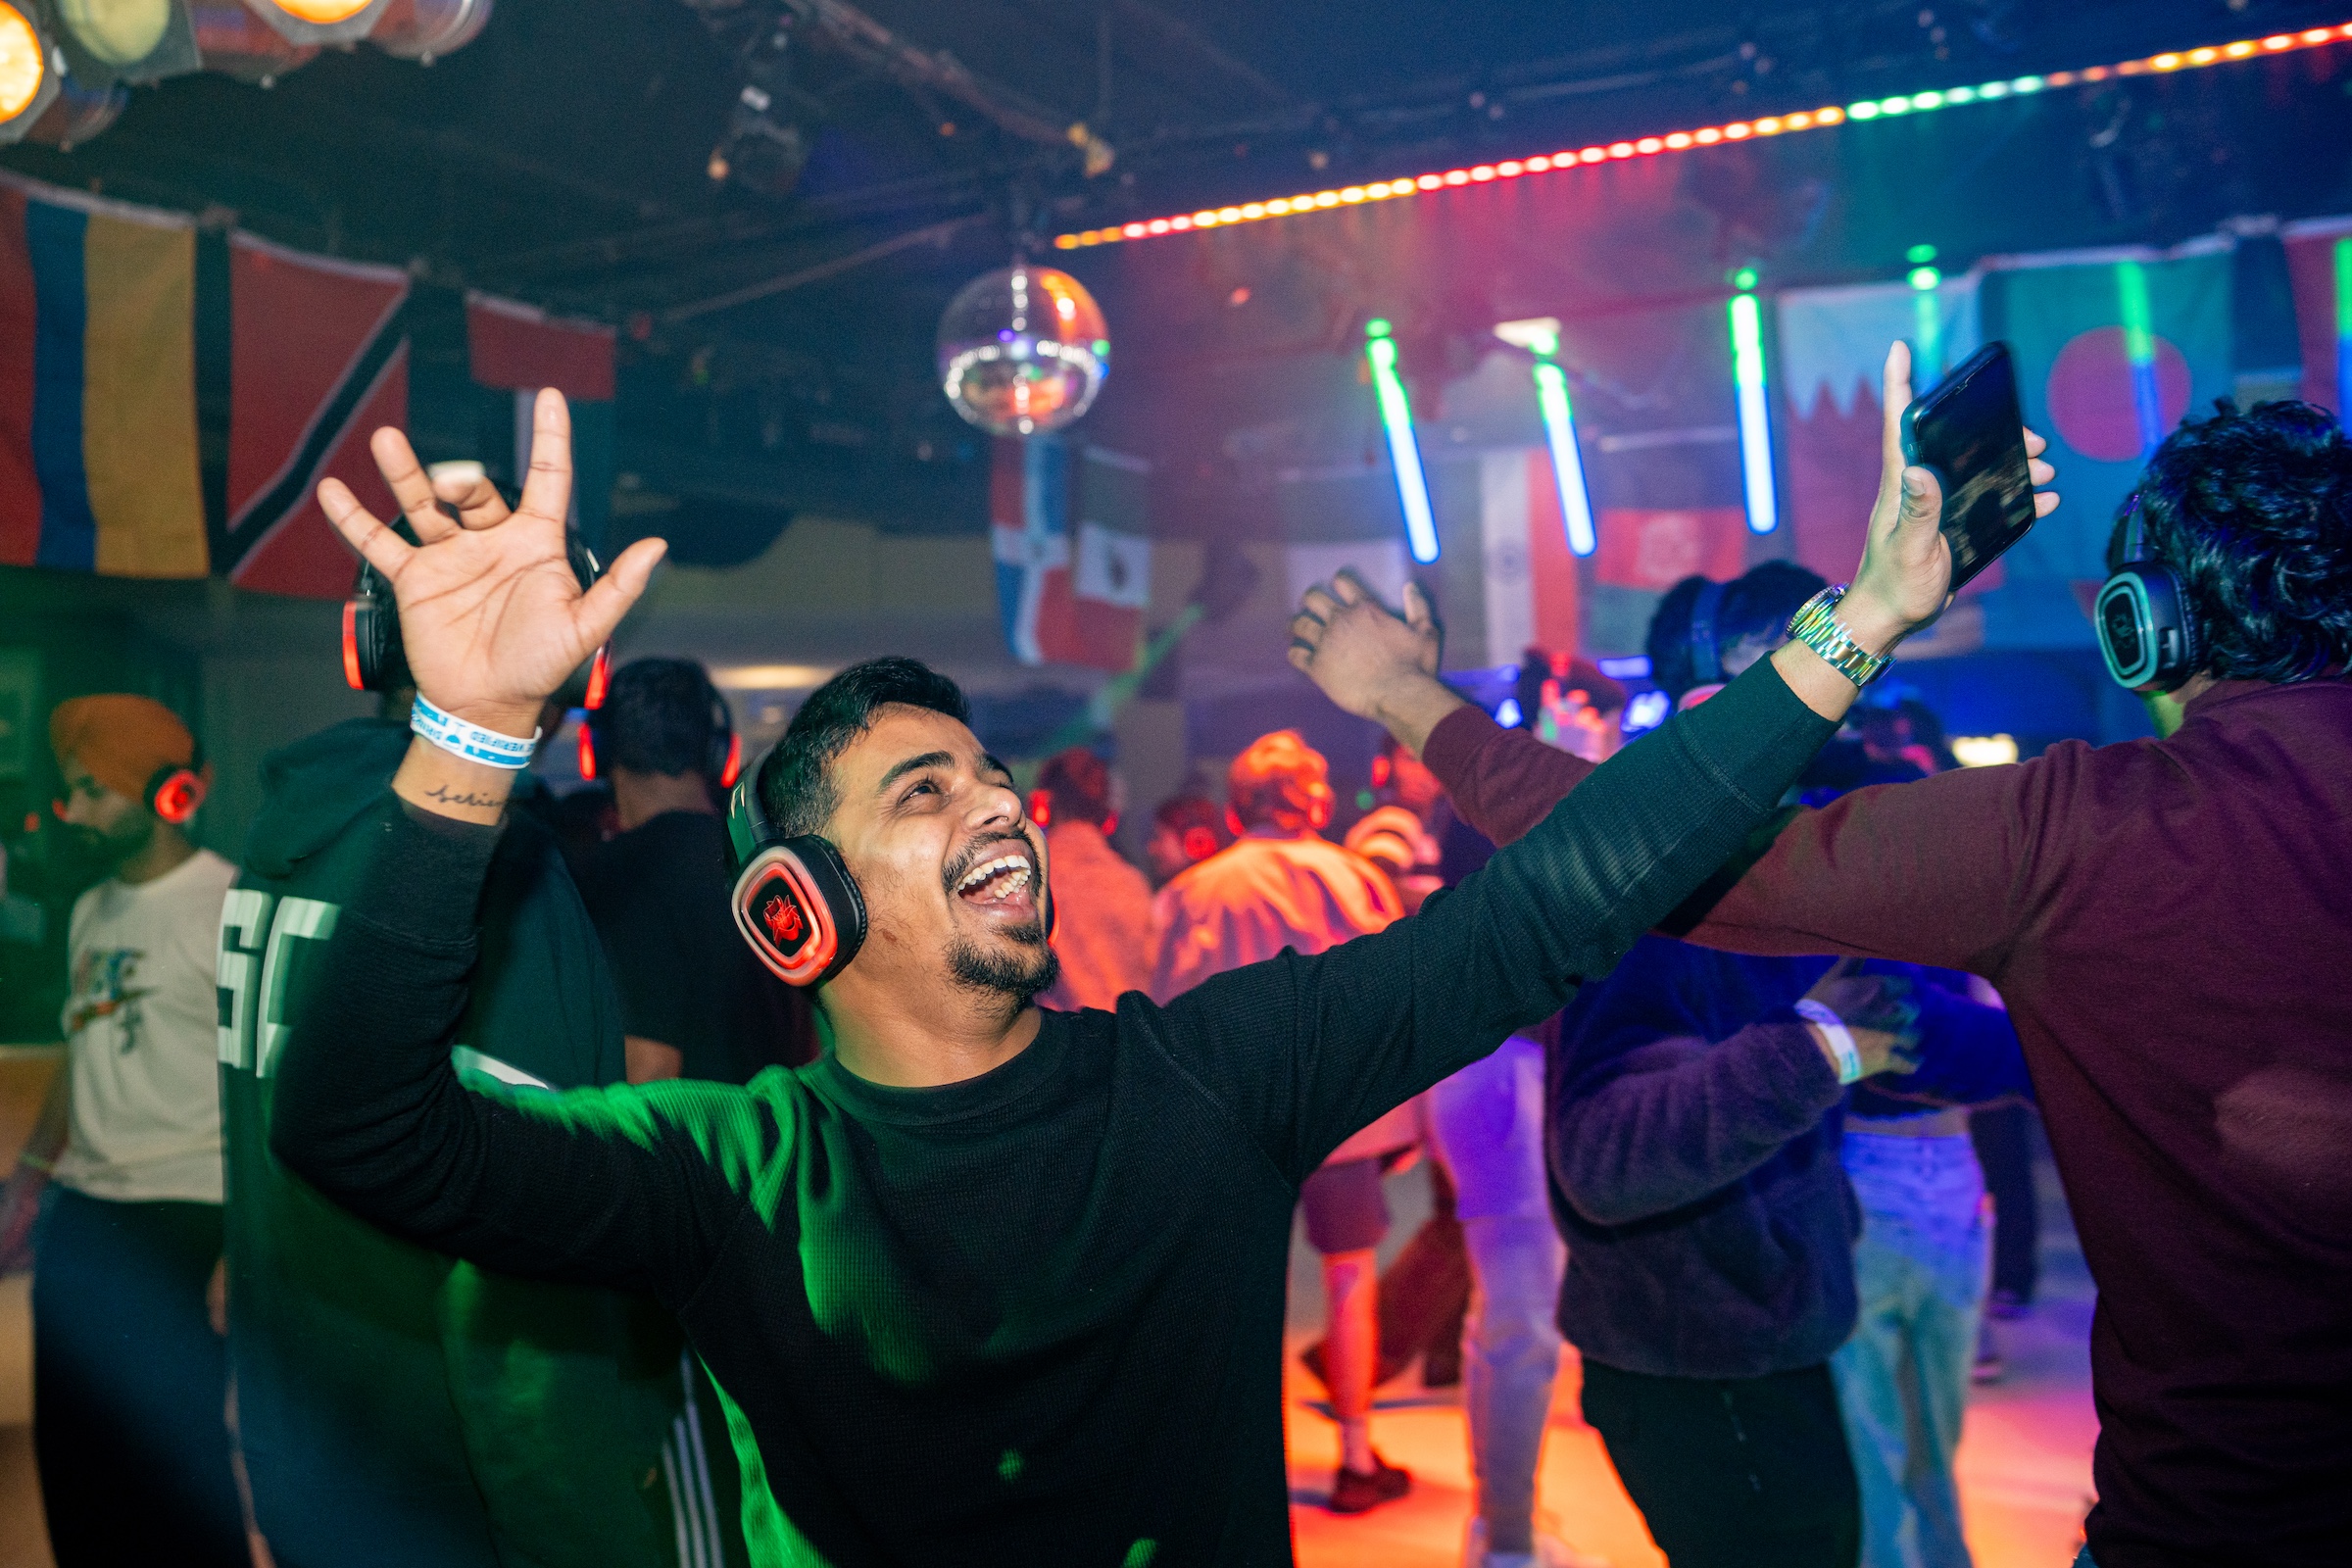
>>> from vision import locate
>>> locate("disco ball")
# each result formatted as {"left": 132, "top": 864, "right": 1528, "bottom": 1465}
{"left": 937, "top": 264, "right": 1108, "bottom": 437}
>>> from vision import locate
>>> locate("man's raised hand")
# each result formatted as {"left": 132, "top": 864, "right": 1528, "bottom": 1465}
{"left": 318, "top": 390, "right": 666, "bottom": 739}
{"left": 1287, "top": 569, "right": 1464, "bottom": 758}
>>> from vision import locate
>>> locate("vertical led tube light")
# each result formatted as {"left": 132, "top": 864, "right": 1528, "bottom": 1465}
{"left": 1728, "top": 290, "right": 1779, "bottom": 534}
{"left": 1365, "top": 320, "right": 1440, "bottom": 564}
{"left": 2118, "top": 261, "right": 2164, "bottom": 458}
{"left": 2335, "top": 237, "right": 2351, "bottom": 432}
{"left": 1531, "top": 360, "right": 1598, "bottom": 557}
{"left": 1908, "top": 265, "right": 1944, "bottom": 384}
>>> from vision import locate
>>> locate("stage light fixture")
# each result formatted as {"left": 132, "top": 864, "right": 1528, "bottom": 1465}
{"left": 370, "top": 0, "right": 492, "bottom": 63}
{"left": 1728, "top": 288, "right": 1779, "bottom": 536}
{"left": 1053, "top": 21, "right": 2352, "bottom": 250}
{"left": 0, "top": 0, "right": 60, "bottom": 143}
{"left": 190, "top": 2, "right": 318, "bottom": 82}
{"left": 1495, "top": 317, "right": 1596, "bottom": 558}
{"left": 1364, "top": 318, "right": 1439, "bottom": 564}
{"left": 50, "top": 0, "right": 201, "bottom": 86}
{"left": 248, "top": 0, "right": 390, "bottom": 46}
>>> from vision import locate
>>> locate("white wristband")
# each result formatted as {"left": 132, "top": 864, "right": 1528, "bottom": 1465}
{"left": 1795, "top": 999, "right": 1863, "bottom": 1085}
{"left": 410, "top": 692, "right": 540, "bottom": 770}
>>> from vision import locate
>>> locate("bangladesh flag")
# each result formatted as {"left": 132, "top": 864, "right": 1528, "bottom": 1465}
{"left": 1982, "top": 247, "right": 2233, "bottom": 646}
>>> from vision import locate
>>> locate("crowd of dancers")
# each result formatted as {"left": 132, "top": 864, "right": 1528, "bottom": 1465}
{"left": 0, "top": 365, "right": 2346, "bottom": 1568}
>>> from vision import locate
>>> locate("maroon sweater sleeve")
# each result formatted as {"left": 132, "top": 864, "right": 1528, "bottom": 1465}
{"left": 1420, "top": 705, "right": 1598, "bottom": 848}
{"left": 1423, "top": 699, "right": 2055, "bottom": 977}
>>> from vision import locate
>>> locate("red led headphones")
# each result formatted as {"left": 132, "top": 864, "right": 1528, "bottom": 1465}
{"left": 579, "top": 664, "right": 740, "bottom": 791}
{"left": 146, "top": 746, "right": 209, "bottom": 827}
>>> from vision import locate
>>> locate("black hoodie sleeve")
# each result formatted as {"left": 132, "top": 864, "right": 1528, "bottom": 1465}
{"left": 270, "top": 797, "right": 771, "bottom": 1302}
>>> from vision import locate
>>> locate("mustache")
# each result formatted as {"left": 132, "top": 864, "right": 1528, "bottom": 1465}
{"left": 940, "top": 829, "right": 1039, "bottom": 897}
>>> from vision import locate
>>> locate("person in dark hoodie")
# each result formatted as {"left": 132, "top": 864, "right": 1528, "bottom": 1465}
{"left": 219, "top": 683, "right": 728, "bottom": 1568}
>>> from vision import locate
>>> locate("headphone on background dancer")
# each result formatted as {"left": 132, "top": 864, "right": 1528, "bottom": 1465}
{"left": 579, "top": 665, "right": 742, "bottom": 791}
{"left": 50, "top": 741, "right": 208, "bottom": 827}
{"left": 724, "top": 745, "right": 1056, "bottom": 988}
{"left": 2095, "top": 492, "right": 2203, "bottom": 692}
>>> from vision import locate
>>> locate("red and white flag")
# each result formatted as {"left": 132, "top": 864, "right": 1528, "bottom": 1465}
{"left": 1593, "top": 507, "right": 1747, "bottom": 592}
{"left": 1474, "top": 448, "right": 1581, "bottom": 664}
{"left": 991, "top": 438, "right": 1151, "bottom": 671}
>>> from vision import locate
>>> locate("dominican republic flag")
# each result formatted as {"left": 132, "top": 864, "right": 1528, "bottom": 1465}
{"left": 991, "top": 437, "right": 1151, "bottom": 670}
{"left": 218, "top": 234, "right": 410, "bottom": 599}
{"left": 1778, "top": 273, "right": 1984, "bottom": 593}
{"left": 2283, "top": 217, "right": 2352, "bottom": 423}
{"left": 0, "top": 174, "right": 209, "bottom": 577}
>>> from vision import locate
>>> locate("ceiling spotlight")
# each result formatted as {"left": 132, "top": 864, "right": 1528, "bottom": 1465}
{"left": 0, "top": 0, "right": 60, "bottom": 143}
{"left": 247, "top": 0, "right": 390, "bottom": 46}
{"left": 189, "top": 2, "right": 318, "bottom": 83}
{"left": 51, "top": 0, "right": 201, "bottom": 85}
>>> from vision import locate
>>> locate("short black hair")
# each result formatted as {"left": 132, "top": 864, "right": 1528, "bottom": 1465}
{"left": 1644, "top": 561, "right": 1827, "bottom": 699}
{"left": 1037, "top": 746, "right": 1114, "bottom": 827}
{"left": 591, "top": 659, "right": 726, "bottom": 778}
{"left": 757, "top": 657, "right": 971, "bottom": 839}
{"left": 2117, "top": 398, "right": 2352, "bottom": 684}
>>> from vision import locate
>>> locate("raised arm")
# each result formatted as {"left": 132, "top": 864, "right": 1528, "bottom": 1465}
{"left": 266, "top": 394, "right": 748, "bottom": 1299}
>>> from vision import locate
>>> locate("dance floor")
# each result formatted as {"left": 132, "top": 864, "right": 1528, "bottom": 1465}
{"left": 1280, "top": 1159, "right": 2098, "bottom": 1568}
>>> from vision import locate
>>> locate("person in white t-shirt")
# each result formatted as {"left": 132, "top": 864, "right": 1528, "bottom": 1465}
{"left": 0, "top": 696, "right": 244, "bottom": 1568}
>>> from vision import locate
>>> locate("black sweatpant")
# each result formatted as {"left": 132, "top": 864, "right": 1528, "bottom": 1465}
{"left": 1969, "top": 1102, "right": 2040, "bottom": 1304}
{"left": 1581, "top": 1357, "right": 1860, "bottom": 1568}
{"left": 33, "top": 1187, "right": 246, "bottom": 1568}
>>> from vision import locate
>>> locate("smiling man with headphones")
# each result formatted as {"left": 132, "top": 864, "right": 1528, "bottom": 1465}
{"left": 263, "top": 388, "right": 1952, "bottom": 1567}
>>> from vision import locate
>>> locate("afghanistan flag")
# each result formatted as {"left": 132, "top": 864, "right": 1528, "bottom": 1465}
{"left": 1980, "top": 244, "right": 2233, "bottom": 646}
{"left": 0, "top": 174, "right": 208, "bottom": 577}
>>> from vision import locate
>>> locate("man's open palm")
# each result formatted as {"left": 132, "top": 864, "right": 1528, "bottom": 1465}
{"left": 318, "top": 390, "right": 666, "bottom": 736}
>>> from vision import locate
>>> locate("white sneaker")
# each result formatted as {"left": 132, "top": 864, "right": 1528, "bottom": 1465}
{"left": 1464, "top": 1519, "right": 1614, "bottom": 1568}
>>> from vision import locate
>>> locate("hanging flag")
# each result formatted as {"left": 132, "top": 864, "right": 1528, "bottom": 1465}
{"left": 218, "top": 234, "right": 409, "bottom": 599}
{"left": 2282, "top": 217, "right": 2352, "bottom": 422}
{"left": 1472, "top": 448, "right": 1580, "bottom": 665}
{"left": 1777, "top": 274, "right": 1984, "bottom": 591}
{"left": 1984, "top": 243, "right": 2233, "bottom": 642}
{"left": 1592, "top": 507, "right": 1747, "bottom": 594}
{"left": 466, "top": 292, "right": 616, "bottom": 402}
{"left": 0, "top": 175, "right": 208, "bottom": 577}
{"left": 992, "top": 439, "right": 1152, "bottom": 670}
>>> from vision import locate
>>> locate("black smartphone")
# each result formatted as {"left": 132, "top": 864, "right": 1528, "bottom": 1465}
{"left": 1899, "top": 341, "right": 2038, "bottom": 591}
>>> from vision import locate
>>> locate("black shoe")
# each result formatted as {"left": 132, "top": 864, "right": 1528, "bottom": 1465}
{"left": 1328, "top": 1456, "right": 1411, "bottom": 1515}
{"left": 1422, "top": 1348, "right": 1462, "bottom": 1389}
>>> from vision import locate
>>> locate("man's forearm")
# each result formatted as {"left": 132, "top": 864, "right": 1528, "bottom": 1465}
{"left": 393, "top": 735, "right": 522, "bottom": 826}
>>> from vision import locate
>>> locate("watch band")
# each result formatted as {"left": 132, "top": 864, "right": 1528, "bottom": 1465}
{"left": 1787, "top": 585, "right": 1892, "bottom": 689}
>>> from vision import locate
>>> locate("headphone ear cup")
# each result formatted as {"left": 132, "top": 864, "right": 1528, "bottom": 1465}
{"left": 147, "top": 765, "right": 206, "bottom": 827}
{"left": 732, "top": 836, "right": 866, "bottom": 987}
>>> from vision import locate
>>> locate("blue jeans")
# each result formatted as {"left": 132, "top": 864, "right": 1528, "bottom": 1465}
{"left": 1429, "top": 1037, "right": 1564, "bottom": 1555}
{"left": 1831, "top": 1131, "right": 1990, "bottom": 1568}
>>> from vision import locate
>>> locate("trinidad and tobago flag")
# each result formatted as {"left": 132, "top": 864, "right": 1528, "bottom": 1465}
{"left": 214, "top": 234, "right": 410, "bottom": 599}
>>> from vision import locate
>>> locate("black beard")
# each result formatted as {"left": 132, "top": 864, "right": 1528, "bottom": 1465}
{"left": 945, "top": 923, "right": 1058, "bottom": 1011}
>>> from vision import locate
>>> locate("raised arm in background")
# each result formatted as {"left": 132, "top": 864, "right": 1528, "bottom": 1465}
{"left": 264, "top": 395, "right": 767, "bottom": 1302}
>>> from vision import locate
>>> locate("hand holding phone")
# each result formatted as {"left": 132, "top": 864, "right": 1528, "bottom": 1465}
{"left": 1899, "top": 342, "right": 2044, "bottom": 591}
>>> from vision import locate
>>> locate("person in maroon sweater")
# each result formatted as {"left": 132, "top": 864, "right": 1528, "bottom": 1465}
{"left": 1292, "top": 397, "right": 2352, "bottom": 1568}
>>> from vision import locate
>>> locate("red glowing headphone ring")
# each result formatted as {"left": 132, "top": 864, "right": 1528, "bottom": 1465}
{"left": 730, "top": 836, "right": 867, "bottom": 988}
{"left": 146, "top": 750, "right": 208, "bottom": 827}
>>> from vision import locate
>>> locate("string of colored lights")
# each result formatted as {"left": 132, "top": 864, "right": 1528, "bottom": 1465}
{"left": 1727, "top": 289, "right": 1778, "bottom": 536}
{"left": 1363, "top": 318, "right": 1440, "bottom": 564}
{"left": 1054, "top": 24, "right": 2352, "bottom": 251}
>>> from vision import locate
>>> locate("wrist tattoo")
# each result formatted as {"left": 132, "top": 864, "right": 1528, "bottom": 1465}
{"left": 424, "top": 783, "right": 504, "bottom": 810}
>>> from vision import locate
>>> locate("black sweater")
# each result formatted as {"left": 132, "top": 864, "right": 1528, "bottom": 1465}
{"left": 271, "top": 661, "right": 1835, "bottom": 1568}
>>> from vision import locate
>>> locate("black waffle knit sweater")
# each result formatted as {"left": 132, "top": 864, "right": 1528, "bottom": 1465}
{"left": 271, "top": 659, "right": 1836, "bottom": 1568}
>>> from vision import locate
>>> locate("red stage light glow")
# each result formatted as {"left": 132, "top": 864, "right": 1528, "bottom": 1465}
{"left": 1054, "top": 21, "right": 2352, "bottom": 250}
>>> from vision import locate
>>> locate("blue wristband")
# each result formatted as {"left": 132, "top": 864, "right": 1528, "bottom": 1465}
{"left": 410, "top": 692, "right": 540, "bottom": 769}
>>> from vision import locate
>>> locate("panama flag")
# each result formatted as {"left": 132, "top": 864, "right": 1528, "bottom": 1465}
{"left": 991, "top": 438, "right": 1151, "bottom": 670}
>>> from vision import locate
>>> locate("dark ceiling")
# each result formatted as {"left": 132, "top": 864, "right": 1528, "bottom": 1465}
{"left": 4, "top": 0, "right": 2350, "bottom": 538}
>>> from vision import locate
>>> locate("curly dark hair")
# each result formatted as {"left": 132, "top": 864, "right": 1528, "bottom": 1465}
{"left": 1644, "top": 561, "right": 1828, "bottom": 699}
{"left": 756, "top": 657, "right": 971, "bottom": 840}
{"left": 2117, "top": 399, "right": 2352, "bottom": 684}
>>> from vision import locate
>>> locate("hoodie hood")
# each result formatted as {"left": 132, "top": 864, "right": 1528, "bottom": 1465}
{"left": 241, "top": 718, "right": 414, "bottom": 880}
